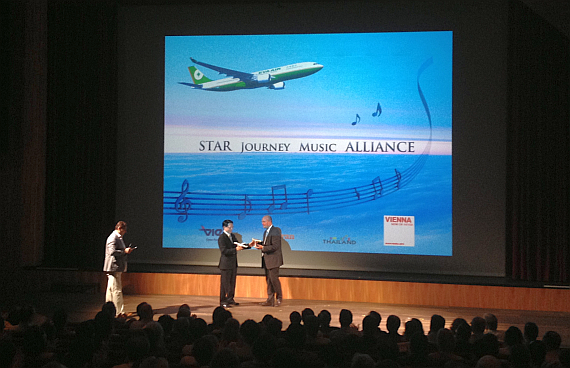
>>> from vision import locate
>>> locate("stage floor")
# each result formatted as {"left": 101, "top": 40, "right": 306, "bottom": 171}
{"left": 6, "top": 291, "right": 570, "bottom": 347}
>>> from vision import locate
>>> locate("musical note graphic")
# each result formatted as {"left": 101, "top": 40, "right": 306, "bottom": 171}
{"left": 305, "top": 189, "right": 314, "bottom": 214}
{"left": 238, "top": 194, "right": 253, "bottom": 220}
{"left": 351, "top": 114, "right": 360, "bottom": 125}
{"left": 395, "top": 169, "right": 402, "bottom": 189}
{"left": 267, "top": 184, "right": 288, "bottom": 213}
{"left": 353, "top": 187, "right": 361, "bottom": 200}
{"left": 164, "top": 58, "right": 435, "bottom": 219}
{"left": 372, "top": 176, "right": 383, "bottom": 199}
{"left": 174, "top": 179, "right": 192, "bottom": 222}
{"left": 372, "top": 102, "right": 382, "bottom": 117}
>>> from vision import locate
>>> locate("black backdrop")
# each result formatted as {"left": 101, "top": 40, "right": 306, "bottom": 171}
{"left": 1, "top": 0, "right": 568, "bottom": 284}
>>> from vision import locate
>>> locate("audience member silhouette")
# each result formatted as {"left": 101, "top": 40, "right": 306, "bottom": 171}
{"left": 524, "top": 322, "right": 539, "bottom": 346}
{"left": 470, "top": 317, "right": 487, "bottom": 343}
{"left": 484, "top": 313, "right": 503, "bottom": 341}
{"left": 543, "top": 330, "right": 563, "bottom": 368}
{"left": 427, "top": 314, "right": 446, "bottom": 344}
{"left": 386, "top": 314, "right": 404, "bottom": 343}
{"left": 2, "top": 300, "right": 569, "bottom": 368}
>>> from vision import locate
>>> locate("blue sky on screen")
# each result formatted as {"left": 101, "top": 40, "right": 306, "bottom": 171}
{"left": 164, "top": 32, "right": 452, "bottom": 145}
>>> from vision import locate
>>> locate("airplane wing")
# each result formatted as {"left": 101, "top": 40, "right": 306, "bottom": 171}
{"left": 190, "top": 58, "right": 253, "bottom": 81}
{"left": 178, "top": 82, "right": 203, "bottom": 88}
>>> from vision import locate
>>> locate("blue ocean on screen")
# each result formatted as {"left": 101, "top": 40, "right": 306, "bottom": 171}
{"left": 163, "top": 152, "right": 452, "bottom": 256}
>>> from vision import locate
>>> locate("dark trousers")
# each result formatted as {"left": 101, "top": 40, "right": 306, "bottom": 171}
{"left": 220, "top": 267, "right": 237, "bottom": 304}
{"left": 264, "top": 266, "right": 282, "bottom": 302}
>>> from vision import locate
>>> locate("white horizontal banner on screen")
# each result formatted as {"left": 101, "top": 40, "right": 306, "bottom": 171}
{"left": 164, "top": 135, "right": 451, "bottom": 155}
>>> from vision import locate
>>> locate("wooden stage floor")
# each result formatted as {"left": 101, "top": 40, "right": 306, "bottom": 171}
{"left": 7, "top": 291, "right": 570, "bottom": 347}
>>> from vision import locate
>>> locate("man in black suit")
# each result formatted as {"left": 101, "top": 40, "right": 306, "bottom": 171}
{"left": 218, "top": 219, "right": 245, "bottom": 308}
{"left": 252, "top": 215, "right": 283, "bottom": 307}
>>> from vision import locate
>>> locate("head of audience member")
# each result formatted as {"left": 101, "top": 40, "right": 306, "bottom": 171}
{"left": 455, "top": 320, "right": 472, "bottom": 348}
{"left": 93, "top": 310, "right": 113, "bottom": 343}
{"left": 157, "top": 314, "right": 175, "bottom": 337}
{"left": 102, "top": 301, "right": 117, "bottom": 319}
{"left": 212, "top": 306, "right": 232, "bottom": 330}
{"left": 139, "top": 303, "right": 154, "bottom": 322}
{"left": 318, "top": 310, "right": 332, "bottom": 327}
{"left": 509, "top": 343, "right": 532, "bottom": 368}
{"left": 362, "top": 315, "right": 378, "bottom": 337}
{"left": 192, "top": 335, "right": 218, "bottom": 367}
{"left": 409, "top": 332, "right": 430, "bottom": 356}
{"left": 484, "top": 313, "right": 498, "bottom": 332}
{"left": 368, "top": 311, "right": 381, "bottom": 328}
{"left": 221, "top": 318, "right": 240, "bottom": 344}
{"left": 524, "top": 322, "right": 539, "bottom": 344}
{"left": 351, "top": 352, "right": 375, "bottom": 368}
{"left": 386, "top": 315, "right": 401, "bottom": 335}
{"left": 429, "top": 314, "right": 446, "bottom": 335}
{"left": 559, "top": 348, "right": 570, "bottom": 368}
{"left": 240, "top": 319, "right": 261, "bottom": 346}
{"left": 529, "top": 340, "right": 547, "bottom": 367}
{"left": 144, "top": 321, "right": 165, "bottom": 355}
{"left": 339, "top": 309, "right": 353, "bottom": 329}
{"left": 542, "top": 331, "right": 562, "bottom": 352}
{"left": 136, "top": 302, "right": 149, "bottom": 318}
{"left": 289, "top": 311, "right": 302, "bottom": 325}
{"left": 286, "top": 322, "right": 307, "bottom": 348}
{"left": 190, "top": 317, "right": 209, "bottom": 341}
{"left": 210, "top": 347, "right": 240, "bottom": 368}
{"left": 267, "top": 317, "right": 283, "bottom": 338}
{"left": 504, "top": 326, "right": 524, "bottom": 347}
{"left": 451, "top": 318, "right": 469, "bottom": 334}
{"left": 404, "top": 318, "right": 424, "bottom": 340}
{"left": 304, "top": 314, "right": 320, "bottom": 338}
{"left": 251, "top": 333, "right": 277, "bottom": 364}
{"left": 301, "top": 308, "right": 315, "bottom": 324}
{"left": 473, "top": 333, "right": 500, "bottom": 359}
{"left": 261, "top": 314, "right": 274, "bottom": 327}
{"left": 476, "top": 355, "right": 502, "bottom": 368}
{"left": 125, "top": 333, "right": 151, "bottom": 366}
{"left": 471, "top": 317, "right": 487, "bottom": 336}
{"left": 436, "top": 328, "right": 456, "bottom": 353}
{"left": 177, "top": 304, "right": 192, "bottom": 319}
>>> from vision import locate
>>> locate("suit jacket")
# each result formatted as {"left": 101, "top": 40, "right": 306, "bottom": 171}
{"left": 103, "top": 230, "right": 128, "bottom": 272}
{"left": 261, "top": 226, "right": 283, "bottom": 270}
{"left": 218, "top": 232, "right": 238, "bottom": 270}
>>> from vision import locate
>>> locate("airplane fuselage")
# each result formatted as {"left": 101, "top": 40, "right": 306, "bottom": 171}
{"left": 199, "top": 62, "right": 323, "bottom": 91}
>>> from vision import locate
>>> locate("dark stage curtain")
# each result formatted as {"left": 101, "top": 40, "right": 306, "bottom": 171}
{"left": 43, "top": 1, "right": 118, "bottom": 269}
{"left": 506, "top": 1, "right": 570, "bottom": 282}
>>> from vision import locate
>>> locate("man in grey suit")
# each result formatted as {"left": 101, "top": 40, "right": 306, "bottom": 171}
{"left": 218, "top": 219, "right": 245, "bottom": 308}
{"left": 103, "top": 221, "right": 134, "bottom": 316}
{"left": 252, "top": 215, "right": 283, "bottom": 307}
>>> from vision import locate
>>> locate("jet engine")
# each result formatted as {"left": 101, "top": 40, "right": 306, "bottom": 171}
{"left": 269, "top": 82, "right": 285, "bottom": 90}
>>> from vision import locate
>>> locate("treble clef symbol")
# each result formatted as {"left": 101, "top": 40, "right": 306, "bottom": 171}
{"left": 174, "top": 179, "right": 191, "bottom": 222}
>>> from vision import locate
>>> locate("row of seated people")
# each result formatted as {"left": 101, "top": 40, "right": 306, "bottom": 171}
{"left": 0, "top": 302, "right": 568, "bottom": 368}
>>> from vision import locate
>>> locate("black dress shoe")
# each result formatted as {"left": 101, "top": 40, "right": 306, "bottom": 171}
{"left": 274, "top": 299, "right": 282, "bottom": 307}
{"left": 260, "top": 301, "right": 273, "bottom": 306}
{"left": 229, "top": 301, "right": 240, "bottom": 306}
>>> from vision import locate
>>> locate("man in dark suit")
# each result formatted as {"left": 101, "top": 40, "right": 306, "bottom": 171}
{"left": 218, "top": 219, "right": 245, "bottom": 308}
{"left": 103, "top": 221, "right": 134, "bottom": 316}
{"left": 252, "top": 215, "right": 283, "bottom": 307}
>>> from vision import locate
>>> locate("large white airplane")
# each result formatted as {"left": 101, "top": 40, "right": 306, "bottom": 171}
{"left": 179, "top": 57, "right": 323, "bottom": 91}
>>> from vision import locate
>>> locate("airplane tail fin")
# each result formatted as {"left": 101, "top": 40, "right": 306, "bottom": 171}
{"left": 188, "top": 66, "right": 212, "bottom": 84}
